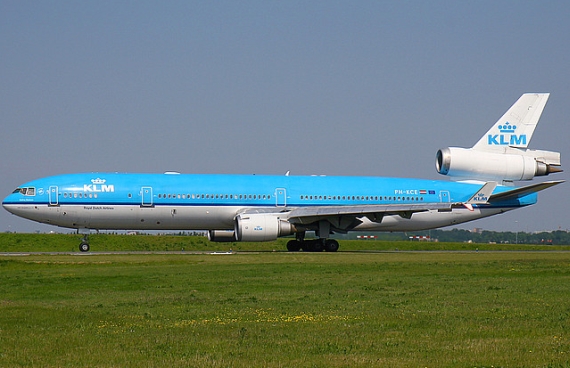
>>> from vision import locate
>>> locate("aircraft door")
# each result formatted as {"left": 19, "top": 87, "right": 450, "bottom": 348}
{"left": 439, "top": 191, "right": 450, "bottom": 203}
{"left": 48, "top": 186, "right": 59, "bottom": 206}
{"left": 141, "top": 187, "right": 153, "bottom": 207}
{"left": 275, "top": 188, "right": 286, "bottom": 207}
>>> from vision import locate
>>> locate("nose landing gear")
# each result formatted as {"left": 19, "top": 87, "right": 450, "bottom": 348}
{"left": 79, "top": 234, "right": 90, "bottom": 252}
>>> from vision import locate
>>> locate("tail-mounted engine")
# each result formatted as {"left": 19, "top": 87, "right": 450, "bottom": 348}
{"left": 436, "top": 147, "right": 562, "bottom": 182}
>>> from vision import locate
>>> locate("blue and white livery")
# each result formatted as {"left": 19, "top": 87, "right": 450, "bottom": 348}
{"left": 3, "top": 93, "right": 563, "bottom": 252}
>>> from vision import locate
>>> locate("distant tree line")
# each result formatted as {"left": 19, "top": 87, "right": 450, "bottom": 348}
{"left": 10, "top": 229, "right": 569, "bottom": 245}
{"left": 342, "top": 228, "right": 570, "bottom": 245}
{"left": 91, "top": 229, "right": 570, "bottom": 245}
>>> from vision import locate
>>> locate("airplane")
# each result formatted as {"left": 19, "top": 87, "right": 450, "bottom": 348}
{"left": 2, "top": 93, "right": 563, "bottom": 252}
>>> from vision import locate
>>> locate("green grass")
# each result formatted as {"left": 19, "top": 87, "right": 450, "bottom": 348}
{"left": 2, "top": 233, "right": 570, "bottom": 252}
{"left": 1, "top": 250, "right": 570, "bottom": 367}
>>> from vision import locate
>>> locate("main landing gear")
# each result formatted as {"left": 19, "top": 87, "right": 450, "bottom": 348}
{"left": 286, "top": 233, "right": 340, "bottom": 252}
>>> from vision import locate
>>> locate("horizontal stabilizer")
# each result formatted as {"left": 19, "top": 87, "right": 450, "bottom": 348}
{"left": 489, "top": 180, "right": 564, "bottom": 203}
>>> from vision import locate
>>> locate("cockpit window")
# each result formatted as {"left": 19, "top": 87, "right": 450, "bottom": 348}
{"left": 13, "top": 187, "right": 36, "bottom": 196}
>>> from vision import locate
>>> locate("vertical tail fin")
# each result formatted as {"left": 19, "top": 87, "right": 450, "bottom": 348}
{"left": 473, "top": 93, "right": 550, "bottom": 151}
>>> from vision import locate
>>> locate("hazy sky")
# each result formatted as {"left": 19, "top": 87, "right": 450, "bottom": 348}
{"left": 1, "top": 1, "right": 569, "bottom": 233}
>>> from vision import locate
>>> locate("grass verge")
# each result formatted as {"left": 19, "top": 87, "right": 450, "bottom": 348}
{"left": 1, "top": 251, "right": 570, "bottom": 367}
{"left": 2, "top": 233, "right": 570, "bottom": 252}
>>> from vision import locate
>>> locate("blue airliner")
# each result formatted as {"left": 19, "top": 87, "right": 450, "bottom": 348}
{"left": 2, "top": 93, "right": 563, "bottom": 252}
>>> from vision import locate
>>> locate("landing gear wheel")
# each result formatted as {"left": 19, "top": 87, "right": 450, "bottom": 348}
{"left": 324, "top": 239, "right": 339, "bottom": 252}
{"left": 79, "top": 233, "right": 90, "bottom": 252}
{"left": 287, "top": 240, "right": 302, "bottom": 252}
{"left": 301, "top": 239, "right": 325, "bottom": 252}
{"left": 79, "top": 241, "right": 90, "bottom": 252}
{"left": 313, "top": 239, "right": 325, "bottom": 252}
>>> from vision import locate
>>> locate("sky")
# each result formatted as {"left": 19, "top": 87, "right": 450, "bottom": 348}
{"left": 1, "top": 1, "right": 569, "bottom": 233}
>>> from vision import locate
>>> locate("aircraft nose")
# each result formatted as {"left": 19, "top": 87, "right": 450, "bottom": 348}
{"left": 3, "top": 194, "right": 13, "bottom": 213}
{"left": 2, "top": 190, "right": 20, "bottom": 215}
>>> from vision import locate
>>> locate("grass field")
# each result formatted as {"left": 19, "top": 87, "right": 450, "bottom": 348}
{"left": 2, "top": 233, "right": 570, "bottom": 253}
{"left": 1, "top": 236, "right": 570, "bottom": 367}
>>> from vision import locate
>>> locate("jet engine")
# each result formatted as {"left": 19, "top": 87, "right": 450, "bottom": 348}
{"left": 234, "top": 213, "right": 295, "bottom": 242}
{"left": 436, "top": 147, "right": 562, "bottom": 182}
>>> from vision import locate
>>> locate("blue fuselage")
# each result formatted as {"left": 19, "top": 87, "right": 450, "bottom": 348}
{"left": 2, "top": 172, "right": 535, "bottom": 232}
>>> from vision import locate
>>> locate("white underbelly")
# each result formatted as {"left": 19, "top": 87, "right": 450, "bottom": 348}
{"left": 5, "top": 204, "right": 245, "bottom": 230}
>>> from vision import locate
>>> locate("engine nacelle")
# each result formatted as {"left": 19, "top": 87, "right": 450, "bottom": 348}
{"left": 436, "top": 147, "right": 562, "bottom": 182}
{"left": 235, "top": 213, "right": 295, "bottom": 242}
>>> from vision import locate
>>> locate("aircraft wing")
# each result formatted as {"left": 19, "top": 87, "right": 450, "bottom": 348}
{"left": 286, "top": 181, "right": 498, "bottom": 224}
{"left": 285, "top": 203, "right": 453, "bottom": 226}
{"left": 489, "top": 180, "right": 564, "bottom": 203}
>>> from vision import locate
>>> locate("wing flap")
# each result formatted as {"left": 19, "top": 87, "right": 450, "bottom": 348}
{"left": 287, "top": 203, "right": 453, "bottom": 225}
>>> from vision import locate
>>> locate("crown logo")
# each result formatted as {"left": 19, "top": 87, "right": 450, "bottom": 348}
{"left": 91, "top": 178, "right": 106, "bottom": 184}
{"left": 498, "top": 122, "right": 516, "bottom": 133}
